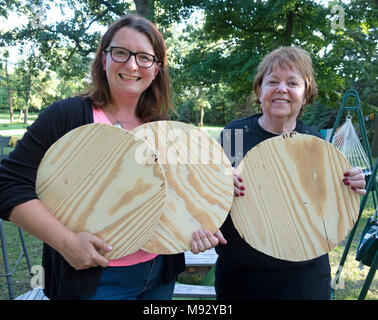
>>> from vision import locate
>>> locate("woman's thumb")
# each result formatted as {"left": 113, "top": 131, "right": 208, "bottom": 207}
{"left": 91, "top": 234, "right": 113, "bottom": 252}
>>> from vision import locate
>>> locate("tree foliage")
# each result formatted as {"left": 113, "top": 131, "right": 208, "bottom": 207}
{"left": 171, "top": 0, "right": 377, "bottom": 122}
{"left": 0, "top": 0, "right": 376, "bottom": 137}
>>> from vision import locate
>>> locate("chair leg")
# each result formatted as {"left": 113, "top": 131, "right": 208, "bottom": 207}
{"left": 330, "top": 220, "right": 360, "bottom": 299}
{"left": 0, "top": 219, "right": 14, "bottom": 299}
{"left": 18, "top": 228, "right": 33, "bottom": 275}
{"left": 358, "top": 251, "right": 378, "bottom": 300}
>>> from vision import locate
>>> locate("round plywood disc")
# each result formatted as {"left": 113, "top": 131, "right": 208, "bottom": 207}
{"left": 36, "top": 123, "right": 166, "bottom": 260}
{"left": 132, "top": 121, "right": 234, "bottom": 254}
{"left": 230, "top": 132, "right": 360, "bottom": 261}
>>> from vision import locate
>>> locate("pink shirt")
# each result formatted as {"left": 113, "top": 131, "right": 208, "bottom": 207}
{"left": 92, "top": 106, "right": 158, "bottom": 267}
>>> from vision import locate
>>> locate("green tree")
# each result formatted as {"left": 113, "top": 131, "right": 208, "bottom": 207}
{"left": 194, "top": 97, "right": 210, "bottom": 127}
{"left": 0, "top": 50, "right": 16, "bottom": 121}
{"left": 165, "top": 0, "right": 377, "bottom": 137}
{"left": 1, "top": 0, "right": 376, "bottom": 134}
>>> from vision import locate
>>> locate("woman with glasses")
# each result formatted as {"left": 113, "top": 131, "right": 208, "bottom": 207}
{"left": 0, "top": 14, "right": 224, "bottom": 300}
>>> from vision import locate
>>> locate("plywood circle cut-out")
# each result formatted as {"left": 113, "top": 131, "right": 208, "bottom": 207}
{"left": 230, "top": 133, "right": 360, "bottom": 262}
{"left": 132, "top": 121, "right": 234, "bottom": 254}
{"left": 36, "top": 123, "right": 166, "bottom": 260}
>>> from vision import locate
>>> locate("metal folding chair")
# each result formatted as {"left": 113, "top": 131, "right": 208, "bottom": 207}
{"left": 331, "top": 153, "right": 377, "bottom": 299}
{"left": 0, "top": 135, "right": 33, "bottom": 299}
{"left": 0, "top": 136, "right": 11, "bottom": 163}
{"left": 328, "top": 90, "right": 377, "bottom": 299}
{"left": 328, "top": 89, "right": 377, "bottom": 206}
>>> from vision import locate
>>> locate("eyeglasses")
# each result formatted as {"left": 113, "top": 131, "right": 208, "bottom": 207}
{"left": 105, "top": 46, "right": 158, "bottom": 68}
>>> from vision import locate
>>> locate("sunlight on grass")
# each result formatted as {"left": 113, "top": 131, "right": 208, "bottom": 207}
{"left": 199, "top": 126, "right": 222, "bottom": 140}
{"left": 0, "top": 114, "right": 34, "bottom": 138}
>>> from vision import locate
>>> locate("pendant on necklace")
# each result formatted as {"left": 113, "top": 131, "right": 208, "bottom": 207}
{"left": 114, "top": 122, "right": 123, "bottom": 129}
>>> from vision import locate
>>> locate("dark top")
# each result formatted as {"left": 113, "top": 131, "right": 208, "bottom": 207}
{"left": 0, "top": 96, "right": 185, "bottom": 299}
{"left": 216, "top": 114, "right": 329, "bottom": 269}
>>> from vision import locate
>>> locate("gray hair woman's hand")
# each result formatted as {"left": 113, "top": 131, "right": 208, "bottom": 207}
{"left": 191, "top": 229, "right": 227, "bottom": 254}
{"left": 343, "top": 167, "right": 366, "bottom": 195}
{"left": 233, "top": 167, "right": 245, "bottom": 197}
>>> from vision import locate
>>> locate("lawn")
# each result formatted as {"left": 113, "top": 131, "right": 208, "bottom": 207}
{"left": 0, "top": 116, "right": 376, "bottom": 300}
{"left": 0, "top": 112, "right": 39, "bottom": 120}
{"left": 0, "top": 112, "right": 38, "bottom": 138}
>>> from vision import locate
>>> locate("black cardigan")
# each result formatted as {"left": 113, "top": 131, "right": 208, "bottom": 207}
{"left": 0, "top": 96, "right": 185, "bottom": 299}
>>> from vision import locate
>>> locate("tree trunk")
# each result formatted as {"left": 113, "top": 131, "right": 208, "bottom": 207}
{"left": 4, "top": 62, "right": 13, "bottom": 123}
{"left": 195, "top": 108, "right": 199, "bottom": 126}
{"left": 283, "top": 11, "right": 294, "bottom": 45}
{"left": 134, "top": 0, "right": 154, "bottom": 20}
{"left": 371, "top": 114, "right": 378, "bottom": 157}
{"left": 199, "top": 106, "right": 204, "bottom": 127}
{"left": 24, "top": 107, "right": 29, "bottom": 124}
{"left": 24, "top": 73, "right": 31, "bottom": 124}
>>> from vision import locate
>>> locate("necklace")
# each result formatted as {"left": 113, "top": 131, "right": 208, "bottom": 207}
{"left": 108, "top": 105, "right": 141, "bottom": 129}
{"left": 258, "top": 115, "right": 295, "bottom": 135}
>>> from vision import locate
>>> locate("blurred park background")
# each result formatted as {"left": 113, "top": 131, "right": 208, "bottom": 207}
{"left": 0, "top": 0, "right": 377, "bottom": 151}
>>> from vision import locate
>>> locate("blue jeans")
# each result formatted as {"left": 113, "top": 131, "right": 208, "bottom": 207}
{"left": 81, "top": 255, "right": 175, "bottom": 300}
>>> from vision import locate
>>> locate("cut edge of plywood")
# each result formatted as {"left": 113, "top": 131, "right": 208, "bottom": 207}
{"left": 231, "top": 133, "right": 360, "bottom": 262}
{"left": 36, "top": 123, "right": 168, "bottom": 259}
{"left": 133, "top": 121, "right": 234, "bottom": 254}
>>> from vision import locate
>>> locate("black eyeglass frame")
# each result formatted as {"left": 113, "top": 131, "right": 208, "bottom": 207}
{"left": 105, "top": 46, "right": 158, "bottom": 68}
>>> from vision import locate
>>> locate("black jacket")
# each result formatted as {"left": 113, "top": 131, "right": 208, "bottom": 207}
{"left": 0, "top": 96, "right": 185, "bottom": 299}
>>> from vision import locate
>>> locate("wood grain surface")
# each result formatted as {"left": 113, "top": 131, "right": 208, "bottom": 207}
{"left": 132, "top": 121, "right": 234, "bottom": 254}
{"left": 36, "top": 123, "right": 166, "bottom": 259}
{"left": 231, "top": 133, "right": 360, "bottom": 261}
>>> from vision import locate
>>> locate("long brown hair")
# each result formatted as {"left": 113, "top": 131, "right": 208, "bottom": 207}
{"left": 84, "top": 14, "right": 172, "bottom": 121}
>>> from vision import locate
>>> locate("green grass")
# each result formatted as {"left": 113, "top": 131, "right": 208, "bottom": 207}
{"left": 0, "top": 112, "right": 37, "bottom": 138}
{"left": 200, "top": 126, "right": 222, "bottom": 140}
{"left": 0, "top": 222, "right": 43, "bottom": 300}
{"left": 0, "top": 124, "right": 28, "bottom": 138}
{"left": 0, "top": 112, "right": 38, "bottom": 120}
{"left": 0, "top": 123, "right": 29, "bottom": 129}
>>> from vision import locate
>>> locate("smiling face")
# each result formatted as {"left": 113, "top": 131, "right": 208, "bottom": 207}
{"left": 102, "top": 27, "right": 160, "bottom": 102}
{"left": 258, "top": 65, "right": 306, "bottom": 122}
